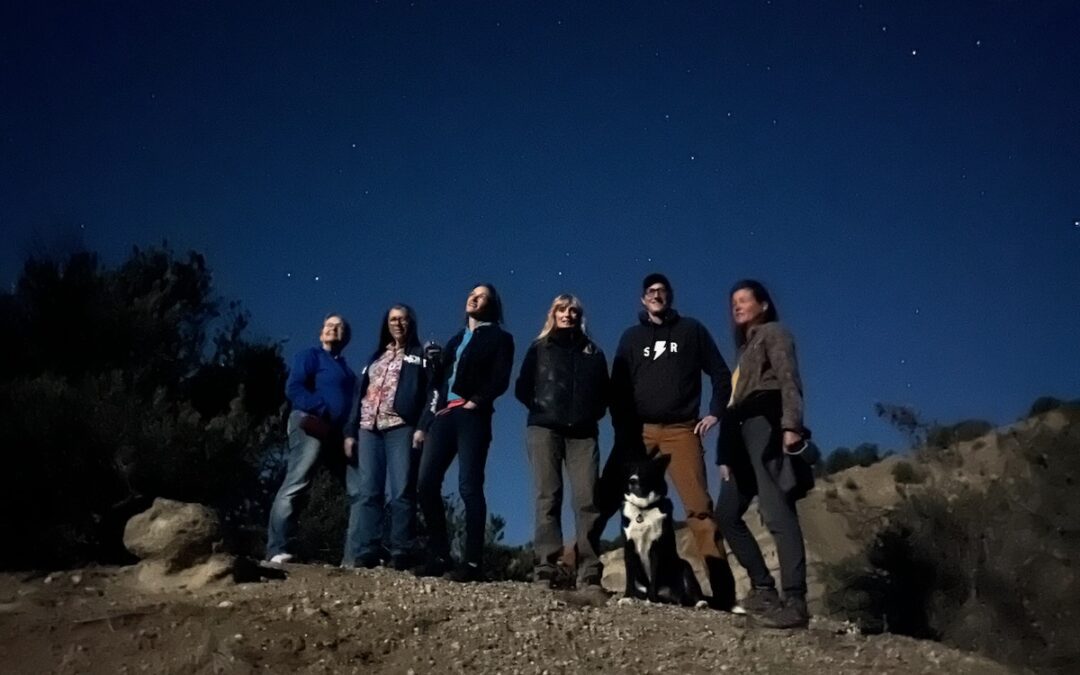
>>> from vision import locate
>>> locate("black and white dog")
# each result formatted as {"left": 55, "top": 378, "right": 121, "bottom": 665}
{"left": 621, "top": 449, "right": 707, "bottom": 607}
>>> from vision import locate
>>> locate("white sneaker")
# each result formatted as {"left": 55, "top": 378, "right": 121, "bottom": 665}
{"left": 269, "top": 553, "right": 294, "bottom": 565}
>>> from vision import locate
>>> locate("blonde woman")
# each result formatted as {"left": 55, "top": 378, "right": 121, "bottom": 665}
{"left": 514, "top": 294, "right": 609, "bottom": 592}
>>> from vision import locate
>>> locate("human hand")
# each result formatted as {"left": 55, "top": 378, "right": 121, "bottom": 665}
{"left": 782, "top": 430, "right": 803, "bottom": 454}
{"left": 343, "top": 437, "right": 356, "bottom": 459}
{"left": 719, "top": 465, "right": 732, "bottom": 482}
{"left": 463, "top": 400, "right": 478, "bottom": 410}
{"left": 694, "top": 415, "right": 718, "bottom": 436}
{"left": 412, "top": 429, "right": 426, "bottom": 449}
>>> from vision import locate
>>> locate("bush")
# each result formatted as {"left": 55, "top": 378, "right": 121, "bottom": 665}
{"left": 820, "top": 443, "right": 887, "bottom": 476}
{"left": 0, "top": 248, "right": 286, "bottom": 569}
{"left": 926, "top": 419, "right": 993, "bottom": 449}
{"left": 891, "top": 461, "right": 925, "bottom": 485}
{"left": 1028, "top": 396, "right": 1064, "bottom": 418}
{"left": 824, "top": 420, "right": 1080, "bottom": 672}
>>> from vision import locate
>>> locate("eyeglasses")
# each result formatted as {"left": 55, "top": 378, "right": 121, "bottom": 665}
{"left": 644, "top": 287, "right": 668, "bottom": 298}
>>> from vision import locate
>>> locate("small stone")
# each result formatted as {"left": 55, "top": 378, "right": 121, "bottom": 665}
{"left": 217, "top": 600, "right": 233, "bottom": 608}
{"left": 70, "top": 573, "right": 83, "bottom": 585}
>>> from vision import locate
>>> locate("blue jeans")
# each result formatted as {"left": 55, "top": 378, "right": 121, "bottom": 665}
{"left": 417, "top": 407, "right": 492, "bottom": 566}
{"left": 266, "top": 410, "right": 341, "bottom": 558}
{"left": 344, "top": 425, "right": 418, "bottom": 564}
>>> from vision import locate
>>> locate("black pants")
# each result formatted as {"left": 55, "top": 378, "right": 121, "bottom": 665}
{"left": 417, "top": 407, "right": 492, "bottom": 566}
{"left": 714, "top": 415, "right": 807, "bottom": 597}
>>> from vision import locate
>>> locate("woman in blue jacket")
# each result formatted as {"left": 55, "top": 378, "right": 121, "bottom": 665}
{"left": 343, "top": 304, "right": 433, "bottom": 570}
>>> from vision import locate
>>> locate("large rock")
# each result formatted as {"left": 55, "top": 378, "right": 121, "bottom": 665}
{"left": 123, "top": 498, "right": 234, "bottom": 590}
{"left": 124, "top": 498, "right": 222, "bottom": 571}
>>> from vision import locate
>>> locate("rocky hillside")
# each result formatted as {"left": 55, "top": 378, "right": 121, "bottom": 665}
{"left": 0, "top": 563, "right": 1008, "bottom": 674}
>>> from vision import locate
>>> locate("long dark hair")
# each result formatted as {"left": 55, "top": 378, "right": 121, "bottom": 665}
{"left": 370, "top": 304, "right": 420, "bottom": 362}
{"left": 465, "top": 282, "right": 505, "bottom": 325}
{"left": 730, "top": 279, "right": 779, "bottom": 349}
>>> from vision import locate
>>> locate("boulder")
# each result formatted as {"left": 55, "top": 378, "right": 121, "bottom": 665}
{"left": 123, "top": 498, "right": 235, "bottom": 590}
{"left": 123, "top": 498, "right": 221, "bottom": 572}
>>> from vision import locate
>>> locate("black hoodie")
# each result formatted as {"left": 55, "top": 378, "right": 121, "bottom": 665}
{"left": 610, "top": 309, "right": 731, "bottom": 425}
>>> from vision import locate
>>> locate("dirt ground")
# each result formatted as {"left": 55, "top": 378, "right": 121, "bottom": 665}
{"left": 0, "top": 563, "right": 1014, "bottom": 675}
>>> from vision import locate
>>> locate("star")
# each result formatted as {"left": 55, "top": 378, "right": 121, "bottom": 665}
{"left": 911, "top": 49, "right": 918, "bottom": 56}
{"left": 314, "top": 276, "right": 320, "bottom": 282}
{"left": 690, "top": 154, "right": 695, "bottom": 160}
{"left": 285, "top": 272, "right": 292, "bottom": 279}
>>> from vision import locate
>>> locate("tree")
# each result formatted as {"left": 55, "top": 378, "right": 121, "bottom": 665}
{"left": 0, "top": 246, "right": 286, "bottom": 569}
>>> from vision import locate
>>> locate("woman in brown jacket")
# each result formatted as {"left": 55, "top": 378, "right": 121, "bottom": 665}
{"left": 715, "top": 279, "right": 812, "bottom": 629}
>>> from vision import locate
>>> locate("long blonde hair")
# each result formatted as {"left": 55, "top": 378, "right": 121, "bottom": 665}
{"left": 537, "top": 294, "right": 588, "bottom": 340}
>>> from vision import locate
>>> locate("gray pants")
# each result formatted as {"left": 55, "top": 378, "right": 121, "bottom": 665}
{"left": 714, "top": 415, "right": 807, "bottom": 597}
{"left": 526, "top": 425, "right": 602, "bottom": 582}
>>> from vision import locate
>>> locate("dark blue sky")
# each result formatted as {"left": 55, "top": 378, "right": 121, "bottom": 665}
{"left": 3, "top": 1, "right": 1078, "bottom": 543}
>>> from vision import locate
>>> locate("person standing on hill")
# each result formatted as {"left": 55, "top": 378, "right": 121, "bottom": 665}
{"left": 413, "top": 284, "right": 515, "bottom": 583}
{"left": 514, "top": 294, "right": 609, "bottom": 592}
{"left": 266, "top": 313, "right": 356, "bottom": 565}
{"left": 599, "top": 273, "right": 737, "bottom": 609}
{"left": 341, "top": 304, "right": 433, "bottom": 570}
{"left": 714, "top": 279, "right": 813, "bottom": 629}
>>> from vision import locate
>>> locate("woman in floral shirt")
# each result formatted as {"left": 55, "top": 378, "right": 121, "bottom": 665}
{"left": 343, "top": 304, "right": 433, "bottom": 569}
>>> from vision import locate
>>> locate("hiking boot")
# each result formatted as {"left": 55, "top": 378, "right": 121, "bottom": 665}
{"left": 756, "top": 595, "right": 810, "bottom": 629}
{"left": 733, "top": 586, "right": 780, "bottom": 616}
{"left": 411, "top": 556, "right": 451, "bottom": 578}
{"left": 532, "top": 568, "right": 555, "bottom": 589}
{"left": 390, "top": 554, "right": 415, "bottom": 571}
{"left": 447, "top": 562, "right": 486, "bottom": 583}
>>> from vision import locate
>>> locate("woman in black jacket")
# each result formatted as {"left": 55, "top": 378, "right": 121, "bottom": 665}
{"left": 342, "top": 304, "right": 432, "bottom": 570}
{"left": 414, "top": 284, "right": 515, "bottom": 582}
{"left": 515, "top": 294, "right": 609, "bottom": 591}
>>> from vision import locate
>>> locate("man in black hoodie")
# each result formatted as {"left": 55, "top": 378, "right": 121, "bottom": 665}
{"left": 601, "top": 273, "right": 736, "bottom": 609}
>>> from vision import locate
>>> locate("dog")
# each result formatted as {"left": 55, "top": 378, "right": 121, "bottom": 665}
{"left": 620, "top": 449, "right": 707, "bottom": 608}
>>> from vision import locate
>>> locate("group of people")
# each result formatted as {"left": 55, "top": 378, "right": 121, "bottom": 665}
{"left": 265, "top": 273, "right": 814, "bottom": 629}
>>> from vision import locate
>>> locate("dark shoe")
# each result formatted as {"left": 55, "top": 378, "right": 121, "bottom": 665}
{"left": 756, "top": 595, "right": 809, "bottom": 629}
{"left": 390, "top": 554, "right": 414, "bottom": 571}
{"left": 532, "top": 568, "right": 555, "bottom": 589}
{"left": 358, "top": 553, "right": 381, "bottom": 569}
{"left": 411, "top": 556, "right": 451, "bottom": 578}
{"left": 734, "top": 586, "right": 781, "bottom": 615}
{"left": 447, "top": 562, "right": 486, "bottom": 583}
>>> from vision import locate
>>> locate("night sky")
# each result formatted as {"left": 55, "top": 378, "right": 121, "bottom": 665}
{"left": 3, "top": 1, "right": 1079, "bottom": 544}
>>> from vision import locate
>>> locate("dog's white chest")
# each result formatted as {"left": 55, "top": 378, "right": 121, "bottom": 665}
{"left": 623, "top": 500, "right": 666, "bottom": 567}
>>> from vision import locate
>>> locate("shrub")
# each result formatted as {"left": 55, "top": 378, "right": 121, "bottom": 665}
{"left": 824, "top": 420, "right": 1080, "bottom": 672}
{"left": 0, "top": 248, "right": 286, "bottom": 569}
{"left": 891, "top": 461, "right": 925, "bottom": 485}
{"left": 1028, "top": 396, "right": 1063, "bottom": 418}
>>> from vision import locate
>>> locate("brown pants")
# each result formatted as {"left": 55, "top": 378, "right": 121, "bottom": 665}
{"left": 641, "top": 421, "right": 723, "bottom": 561}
